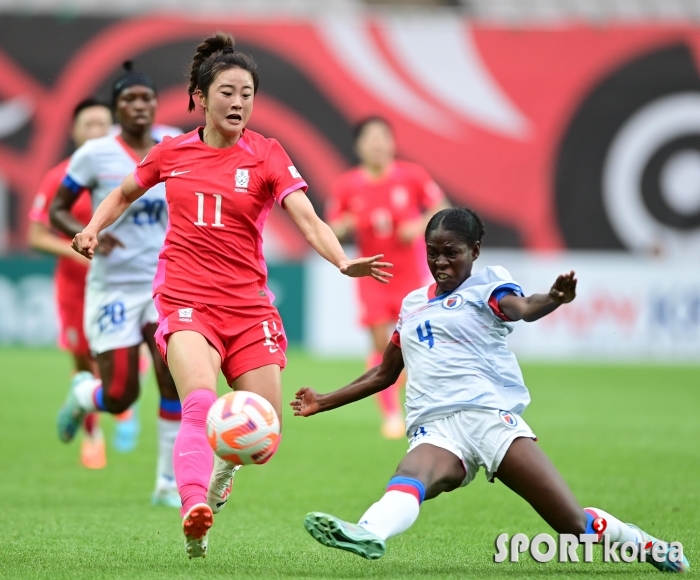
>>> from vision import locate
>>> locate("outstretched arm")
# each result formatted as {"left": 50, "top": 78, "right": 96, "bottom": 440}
{"left": 65, "top": 173, "right": 147, "bottom": 259}
{"left": 28, "top": 221, "right": 90, "bottom": 265}
{"left": 291, "top": 341, "right": 404, "bottom": 417}
{"left": 283, "top": 190, "right": 393, "bottom": 284}
{"left": 498, "top": 271, "right": 577, "bottom": 322}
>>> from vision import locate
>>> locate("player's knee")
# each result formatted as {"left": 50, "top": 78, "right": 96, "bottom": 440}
{"left": 101, "top": 388, "right": 138, "bottom": 414}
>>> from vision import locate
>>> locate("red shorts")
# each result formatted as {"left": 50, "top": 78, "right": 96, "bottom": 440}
{"left": 154, "top": 294, "right": 288, "bottom": 385}
{"left": 357, "top": 278, "right": 419, "bottom": 328}
{"left": 56, "top": 298, "right": 90, "bottom": 356}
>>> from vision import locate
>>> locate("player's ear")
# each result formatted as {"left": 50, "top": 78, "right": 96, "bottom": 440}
{"left": 196, "top": 88, "right": 206, "bottom": 111}
{"left": 470, "top": 241, "right": 481, "bottom": 260}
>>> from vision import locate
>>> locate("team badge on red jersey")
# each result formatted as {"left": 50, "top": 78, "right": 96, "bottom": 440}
{"left": 235, "top": 169, "right": 250, "bottom": 189}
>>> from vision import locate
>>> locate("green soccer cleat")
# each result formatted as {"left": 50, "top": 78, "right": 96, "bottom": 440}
{"left": 303, "top": 512, "right": 386, "bottom": 560}
{"left": 627, "top": 524, "right": 690, "bottom": 573}
{"left": 56, "top": 372, "right": 91, "bottom": 443}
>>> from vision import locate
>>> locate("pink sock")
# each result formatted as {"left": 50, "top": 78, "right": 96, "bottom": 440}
{"left": 368, "top": 352, "right": 401, "bottom": 418}
{"left": 173, "top": 389, "right": 218, "bottom": 517}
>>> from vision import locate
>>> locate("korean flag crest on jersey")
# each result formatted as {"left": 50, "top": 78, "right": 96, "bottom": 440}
{"left": 235, "top": 168, "right": 250, "bottom": 189}
{"left": 442, "top": 294, "right": 464, "bottom": 310}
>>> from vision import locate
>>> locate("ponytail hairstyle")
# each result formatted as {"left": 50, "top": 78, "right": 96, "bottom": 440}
{"left": 425, "top": 207, "right": 486, "bottom": 247}
{"left": 187, "top": 32, "right": 259, "bottom": 112}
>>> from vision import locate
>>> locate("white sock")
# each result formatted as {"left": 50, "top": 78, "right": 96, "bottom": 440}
{"left": 73, "top": 375, "right": 101, "bottom": 412}
{"left": 156, "top": 417, "right": 180, "bottom": 488}
{"left": 586, "top": 507, "right": 643, "bottom": 544}
{"left": 358, "top": 491, "right": 420, "bottom": 541}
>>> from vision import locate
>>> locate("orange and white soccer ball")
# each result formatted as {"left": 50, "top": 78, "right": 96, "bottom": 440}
{"left": 206, "top": 391, "right": 280, "bottom": 465}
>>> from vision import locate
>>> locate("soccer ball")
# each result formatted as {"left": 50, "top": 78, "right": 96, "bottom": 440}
{"left": 206, "top": 391, "right": 280, "bottom": 465}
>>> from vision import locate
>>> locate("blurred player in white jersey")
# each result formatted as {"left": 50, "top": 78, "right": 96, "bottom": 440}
{"left": 50, "top": 62, "right": 182, "bottom": 508}
{"left": 293, "top": 208, "right": 689, "bottom": 573}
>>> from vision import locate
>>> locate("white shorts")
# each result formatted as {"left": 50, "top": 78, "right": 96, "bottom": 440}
{"left": 407, "top": 408, "right": 536, "bottom": 486}
{"left": 84, "top": 283, "right": 158, "bottom": 355}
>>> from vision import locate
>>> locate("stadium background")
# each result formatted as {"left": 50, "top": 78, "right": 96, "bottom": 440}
{"left": 0, "top": 2, "right": 698, "bottom": 578}
{"left": 2, "top": 5, "right": 700, "bottom": 358}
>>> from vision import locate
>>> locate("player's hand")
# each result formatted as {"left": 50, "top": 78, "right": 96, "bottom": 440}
{"left": 95, "top": 232, "right": 125, "bottom": 257}
{"left": 549, "top": 270, "right": 577, "bottom": 304}
{"left": 397, "top": 218, "right": 423, "bottom": 244}
{"left": 72, "top": 229, "right": 99, "bottom": 259}
{"left": 339, "top": 254, "right": 393, "bottom": 284}
{"left": 290, "top": 387, "right": 322, "bottom": 417}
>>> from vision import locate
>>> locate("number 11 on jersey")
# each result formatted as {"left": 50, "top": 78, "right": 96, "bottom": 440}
{"left": 193, "top": 192, "right": 225, "bottom": 227}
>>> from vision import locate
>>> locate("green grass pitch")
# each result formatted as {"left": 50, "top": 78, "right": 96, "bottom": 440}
{"left": 0, "top": 347, "right": 697, "bottom": 579}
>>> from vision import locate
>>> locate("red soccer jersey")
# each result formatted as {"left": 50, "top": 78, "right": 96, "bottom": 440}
{"left": 29, "top": 158, "right": 92, "bottom": 300}
{"left": 134, "top": 128, "right": 308, "bottom": 306}
{"left": 327, "top": 160, "right": 443, "bottom": 295}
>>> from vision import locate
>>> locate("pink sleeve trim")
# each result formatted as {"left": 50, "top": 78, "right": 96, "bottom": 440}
{"left": 133, "top": 170, "right": 147, "bottom": 189}
{"left": 28, "top": 208, "right": 47, "bottom": 223}
{"left": 390, "top": 330, "right": 402, "bottom": 348}
{"left": 278, "top": 181, "right": 308, "bottom": 205}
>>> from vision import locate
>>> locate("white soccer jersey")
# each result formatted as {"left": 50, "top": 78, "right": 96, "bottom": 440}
{"left": 65, "top": 132, "right": 177, "bottom": 287}
{"left": 395, "top": 266, "right": 530, "bottom": 432}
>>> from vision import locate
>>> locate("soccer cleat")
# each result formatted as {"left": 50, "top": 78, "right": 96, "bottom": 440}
{"left": 627, "top": 524, "right": 690, "bottom": 573}
{"left": 303, "top": 512, "right": 386, "bottom": 560}
{"left": 152, "top": 481, "right": 181, "bottom": 508}
{"left": 182, "top": 503, "right": 213, "bottom": 559}
{"left": 80, "top": 427, "right": 106, "bottom": 469}
{"left": 57, "top": 371, "right": 92, "bottom": 443}
{"left": 207, "top": 456, "right": 240, "bottom": 514}
{"left": 113, "top": 406, "right": 140, "bottom": 453}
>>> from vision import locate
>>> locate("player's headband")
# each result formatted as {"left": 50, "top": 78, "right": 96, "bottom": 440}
{"left": 112, "top": 61, "right": 156, "bottom": 107}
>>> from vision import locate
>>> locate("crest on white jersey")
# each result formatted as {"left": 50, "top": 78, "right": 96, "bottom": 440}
{"left": 178, "top": 308, "right": 193, "bottom": 321}
{"left": 235, "top": 169, "right": 250, "bottom": 188}
{"left": 288, "top": 165, "right": 301, "bottom": 179}
{"left": 499, "top": 410, "right": 518, "bottom": 427}
{"left": 441, "top": 294, "right": 464, "bottom": 310}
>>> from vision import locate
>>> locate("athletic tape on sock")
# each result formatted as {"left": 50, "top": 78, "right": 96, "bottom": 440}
{"left": 93, "top": 386, "right": 106, "bottom": 411}
{"left": 386, "top": 476, "right": 425, "bottom": 504}
{"left": 159, "top": 397, "right": 182, "bottom": 420}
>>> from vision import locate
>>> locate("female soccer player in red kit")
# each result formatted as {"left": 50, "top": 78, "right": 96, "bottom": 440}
{"left": 72, "top": 33, "right": 391, "bottom": 558}
{"left": 328, "top": 118, "right": 448, "bottom": 438}
{"left": 28, "top": 98, "right": 112, "bottom": 469}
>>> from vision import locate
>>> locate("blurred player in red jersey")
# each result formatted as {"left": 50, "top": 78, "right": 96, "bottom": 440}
{"left": 328, "top": 117, "right": 448, "bottom": 439}
{"left": 71, "top": 33, "right": 392, "bottom": 558}
{"left": 28, "top": 98, "right": 112, "bottom": 469}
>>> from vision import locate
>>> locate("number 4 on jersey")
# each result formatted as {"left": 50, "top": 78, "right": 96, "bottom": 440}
{"left": 193, "top": 192, "right": 225, "bottom": 227}
{"left": 416, "top": 320, "right": 434, "bottom": 349}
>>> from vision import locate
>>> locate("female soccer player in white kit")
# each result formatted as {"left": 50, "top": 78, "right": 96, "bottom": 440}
{"left": 50, "top": 63, "right": 182, "bottom": 507}
{"left": 292, "top": 208, "right": 689, "bottom": 574}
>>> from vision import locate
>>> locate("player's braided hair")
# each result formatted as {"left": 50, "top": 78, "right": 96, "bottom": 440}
{"left": 187, "top": 32, "right": 259, "bottom": 112}
{"left": 425, "top": 207, "right": 486, "bottom": 247}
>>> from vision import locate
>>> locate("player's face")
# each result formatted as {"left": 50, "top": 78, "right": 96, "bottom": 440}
{"left": 426, "top": 228, "right": 480, "bottom": 294}
{"left": 200, "top": 67, "right": 254, "bottom": 138}
{"left": 115, "top": 86, "right": 157, "bottom": 133}
{"left": 355, "top": 122, "right": 395, "bottom": 168}
{"left": 71, "top": 106, "right": 112, "bottom": 147}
